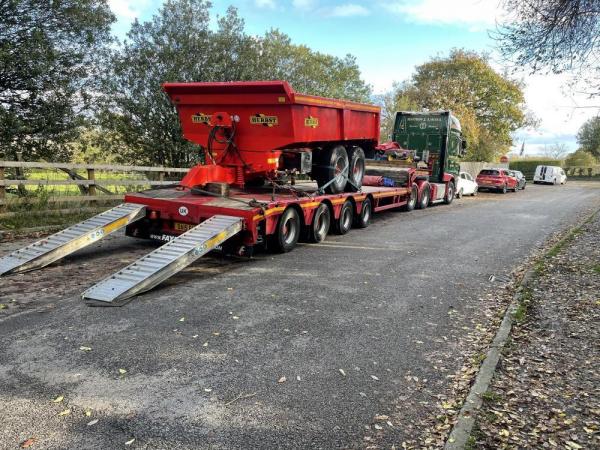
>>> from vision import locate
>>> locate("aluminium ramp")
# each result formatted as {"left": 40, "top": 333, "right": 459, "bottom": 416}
{"left": 0, "top": 203, "right": 146, "bottom": 276}
{"left": 82, "top": 215, "right": 243, "bottom": 306}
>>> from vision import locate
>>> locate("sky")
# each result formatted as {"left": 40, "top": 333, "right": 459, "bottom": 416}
{"left": 107, "top": 0, "right": 599, "bottom": 156}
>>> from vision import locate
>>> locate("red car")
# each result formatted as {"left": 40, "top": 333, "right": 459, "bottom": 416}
{"left": 476, "top": 169, "right": 518, "bottom": 193}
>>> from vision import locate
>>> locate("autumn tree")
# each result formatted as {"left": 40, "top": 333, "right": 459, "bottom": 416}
{"left": 495, "top": 0, "right": 600, "bottom": 97}
{"left": 386, "top": 50, "right": 530, "bottom": 161}
{"left": 0, "top": 0, "right": 115, "bottom": 161}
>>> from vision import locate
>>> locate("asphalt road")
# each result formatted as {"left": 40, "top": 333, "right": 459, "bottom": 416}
{"left": 1, "top": 182, "right": 599, "bottom": 449}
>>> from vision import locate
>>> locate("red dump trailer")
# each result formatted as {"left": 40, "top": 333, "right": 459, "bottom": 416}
{"left": 0, "top": 81, "right": 457, "bottom": 305}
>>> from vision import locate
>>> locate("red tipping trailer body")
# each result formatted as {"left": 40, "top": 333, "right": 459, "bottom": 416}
{"left": 162, "top": 81, "right": 380, "bottom": 188}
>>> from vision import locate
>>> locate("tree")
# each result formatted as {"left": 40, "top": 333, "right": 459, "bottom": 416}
{"left": 388, "top": 50, "right": 531, "bottom": 161}
{"left": 577, "top": 116, "right": 600, "bottom": 158}
{"left": 542, "top": 143, "right": 570, "bottom": 159}
{"left": 565, "top": 148, "right": 598, "bottom": 166}
{"left": 99, "top": 0, "right": 371, "bottom": 167}
{"left": 0, "top": 0, "right": 115, "bottom": 161}
{"left": 495, "top": 0, "right": 600, "bottom": 96}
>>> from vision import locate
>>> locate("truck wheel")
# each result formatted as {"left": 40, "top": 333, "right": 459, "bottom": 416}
{"left": 444, "top": 182, "right": 455, "bottom": 204}
{"left": 271, "top": 207, "right": 301, "bottom": 253}
{"left": 354, "top": 198, "right": 372, "bottom": 228}
{"left": 334, "top": 200, "right": 353, "bottom": 234}
{"left": 314, "top": 145, "right": 349, "bottom": 194}
{"left": 417, "top": 185, "right": 430, "bottom": 209}
{"left": 403, "top": 184, "right": 418, "bottom": 211}
{"left": 309, "top": 203, "right": 330, "bottom": 243}
{"left": 345, "top": 146, "right": 365, "bottom": 192}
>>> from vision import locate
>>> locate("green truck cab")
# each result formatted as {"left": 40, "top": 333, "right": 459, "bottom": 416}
{"left": 392, "top": 111, "right": 466, "bottom": 183}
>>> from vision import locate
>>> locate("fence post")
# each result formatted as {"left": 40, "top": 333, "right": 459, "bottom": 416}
{"left": 158, "top": 171, "right": 165, "bottom": 183}
{"left": 87, "top": 168, "right": 96, "bottom": 203}
{"left": 0, "top": 165, "right": 5, "bottom": 213}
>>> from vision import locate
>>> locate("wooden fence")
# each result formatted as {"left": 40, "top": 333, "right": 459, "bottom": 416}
{"left": 0, "top": 161, "right": 189, "bottom": 216}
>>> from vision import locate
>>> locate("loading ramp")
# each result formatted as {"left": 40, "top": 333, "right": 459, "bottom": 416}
{"left": 82, "top": 215, "right": 243, "bottom": 306}
{"left": 0, "top": 203, "right": 146, "bottom": 276}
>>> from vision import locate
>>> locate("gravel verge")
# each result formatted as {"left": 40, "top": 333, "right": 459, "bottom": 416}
{"left": 471, "top": 212, "right": 600, "bottom": 448}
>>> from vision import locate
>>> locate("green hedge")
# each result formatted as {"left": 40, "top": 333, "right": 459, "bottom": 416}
{"left": 509, "top": 160, "right": 562, "bottom": 180}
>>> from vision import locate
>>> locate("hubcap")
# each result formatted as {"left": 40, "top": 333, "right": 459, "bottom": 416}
{"left": 283, "top": 217, "right": 297, "bottom": 244}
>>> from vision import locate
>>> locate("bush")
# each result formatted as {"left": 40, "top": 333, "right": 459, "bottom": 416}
{"left": 509, "top": 159, "right": 562, "bottom": 180}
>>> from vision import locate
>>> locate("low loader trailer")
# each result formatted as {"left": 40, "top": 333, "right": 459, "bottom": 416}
{"left": 0, "top": 82, "right": 465, "bottom": 306}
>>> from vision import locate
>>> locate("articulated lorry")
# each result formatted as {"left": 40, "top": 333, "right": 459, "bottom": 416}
{"left": 0, "top": 81, "right": 465, "bottom": 305}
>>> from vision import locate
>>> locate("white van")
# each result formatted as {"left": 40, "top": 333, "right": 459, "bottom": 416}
{"left": 533, "top": 165, "right": 567, "bottom": 185}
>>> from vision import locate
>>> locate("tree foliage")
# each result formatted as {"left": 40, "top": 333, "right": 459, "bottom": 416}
{"left": 98, "top": 0, "right": 371, "bottom": 167}
{"left": 495, "top": 0, "right": 600, "bottom": 96}
{"left": 0, "top": 0, "right": 115, "bottom": 161}
{"left": 577, "top": 115, "right": 600, "bottom": 158}
{"left": 565, "top": 148, "right": 598, "bottom": 166}
{"left": 385, "top": 50, "right": 530, "bottom": 161}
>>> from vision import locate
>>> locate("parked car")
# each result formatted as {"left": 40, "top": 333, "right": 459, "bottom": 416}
{"left": 476, "top": 168, "right": 518, "bottom": 193}
{"left": 533, "top": 165, "right": 567, "bottom": 184}
{"left": 456, "top": 171, "right": 478, "bottom": 198}
{"left": 509, "top": 170, "right": 527, "bottom": 190}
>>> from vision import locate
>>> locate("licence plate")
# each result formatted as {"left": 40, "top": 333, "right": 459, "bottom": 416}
{"left": 174, "top": 222, "right": 194, "bottom": 232}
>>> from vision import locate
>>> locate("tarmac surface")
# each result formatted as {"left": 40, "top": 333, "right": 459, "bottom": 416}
{"left": 0, "top": 182, "right": 599, "bottom": 449}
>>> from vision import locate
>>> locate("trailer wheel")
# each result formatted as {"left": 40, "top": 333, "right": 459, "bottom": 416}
{"left": 417, "top": 185, "right": 430, "bottom": 209}
{"left": 271, "top": 207, "right": 301, "bottom": 253}
{"left": 309, "top": 203, "right": 331, "bottom": 243}
{"left": 334, "top": 200, "right": 353, "bottom": 234}
{"left": 345, "top": 146, "right": 365, "bottom": 192}
{"left": 444, "top": 182, "right": 455, "bottom": 204}
{"left": 403, "top": 184, "right": 418, "bottom": 211}
{"left": 314, "top": 145, "right": 349, "bottom": 194}
{"left": 354, "top": 198, "right": 372, "bottom": 228}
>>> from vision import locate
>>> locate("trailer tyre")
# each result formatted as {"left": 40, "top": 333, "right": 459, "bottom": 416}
{"left": 314, "top": 145, "right": 349, "bottom": 194}
{"left": 345, "top": 146, "right": 365, "bottom": 192}
{"left": 444, "top": 182, "right": 455, "bottom": 205}
{"left": 309, "top": 203, "right": 331, "bottom": 243}
{"left": 271, "top": 207, "right": 301, "bottom": 253}
{"left": 417, "top": 185, "right": 430, "bottom": 209}
{"left": 403, "top": 184, "right": 418, "bottom": 211}
{"left": 334, "top": 200, "right": 353, "bottom": 235}
{"left": 354, "top": 198, "right": 372, "bottom": 228}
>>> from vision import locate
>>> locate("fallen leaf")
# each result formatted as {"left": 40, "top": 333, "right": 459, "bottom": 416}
{"left": 58, "top": 409, "right": 71, "bottom": 416}
{"left": 566, "top": 442, "right": 582, "bottom": 449}
{"left": 192, "top": 335, "right": 198, "bottom": 338}
{"left": 118, "top": 368, "right": 127, "bottom": 375}
{"left": 79, "top": 346, "right": 92, "bottom": 352}
{"left": 374, "top": 415, "right": 389, "bottom": 420}
{"left": 52, "top": 395, "right": 64, "bottom": 403}
{"left": 278, "top": 376, "right": 287, "bottom": 383}
{"left": 20, "top": 438, "right": 35, "bottom": 448}
{"left": 179, "top": 317, "right": 185, "bottom": 322}
{"left": 202, "top": 342, "right": 208, "bottom": 347}
{"left": 339, "top": 369, "right": 346, "bottom": 377}
{"left": 84, "top": 410, "right": 92, "bottom": 417}
{"left": 499, "top": 429, "right": 509, "bottom": 437}
{"left": 125, "top": 438, "right": 135, "bottom": 446}
{"left": 296, "top": 376, "right": 301, "bottom": 381}
{"left": 374, "top": 424, "right": 383, "bottom": 430}
{"left": 232, "top": 316, "right": 239, "bottom": 320}
{"left": 87, "top": 419, "right": 98, "bottom": 426}
{"left": 204, "top": 388, "right": 212, "bottom": 392}
{"left": 0, "top": 304, "right": 7, "bottom": 310}
{"left": 371, "top": 375, "right": 379, "bottom": 381}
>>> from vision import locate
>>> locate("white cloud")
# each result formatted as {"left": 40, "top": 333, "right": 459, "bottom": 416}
{"left": 329, "top": 4, "right": 370, "bottom": 17}
{"left": 108, "top": 0, "right": 150, "bottom": 21}
{"left": 292, "top": 0, "right": 315, "bottom": 9}
{"left": 383, "top": 0, "right": 505, "bottom": 27}
{"left": 255, "top": 0, "right": 277, "bottom": 9}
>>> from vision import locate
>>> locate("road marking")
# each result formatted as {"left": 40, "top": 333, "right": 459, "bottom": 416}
{"left": 299, "top": 243, "right": 405, "bottom": 251}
